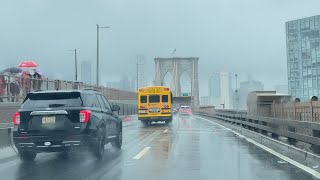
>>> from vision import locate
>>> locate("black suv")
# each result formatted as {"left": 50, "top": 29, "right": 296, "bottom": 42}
{"left": 13, "top": 89, "right": 122, "bottom": 161}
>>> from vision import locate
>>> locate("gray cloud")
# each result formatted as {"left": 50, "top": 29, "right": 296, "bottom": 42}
{"left": 1, "top": 0, "right": 320, "bottom": 96}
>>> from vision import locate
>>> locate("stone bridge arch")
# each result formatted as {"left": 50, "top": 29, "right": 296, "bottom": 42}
{"left": 154, "top": 57, "right": 199, "bottom": 106}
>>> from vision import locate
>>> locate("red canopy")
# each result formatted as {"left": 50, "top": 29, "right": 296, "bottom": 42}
{"left": 18, "top": 61, "right": 39, "bottom": 68}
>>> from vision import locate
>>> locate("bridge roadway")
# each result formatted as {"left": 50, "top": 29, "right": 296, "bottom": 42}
{"left": 0, "top": 115, "right": 316, "bottom": 180}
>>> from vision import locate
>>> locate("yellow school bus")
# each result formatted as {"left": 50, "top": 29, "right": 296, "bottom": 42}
{"left": 138, "top": 86, "right": 173, "bottom": 125}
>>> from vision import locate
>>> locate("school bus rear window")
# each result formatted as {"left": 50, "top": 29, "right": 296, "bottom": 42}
{"left": 162, "top": 95, "right": 168, "bottom": 102}
{"left": 149, "top": 95, "right": 160, "bottom": 103}
{"left": 140, "top": 96, "right": 147, "bottom": 103}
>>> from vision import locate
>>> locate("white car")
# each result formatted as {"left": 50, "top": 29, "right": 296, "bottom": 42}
{"left": 179, "top": 106, "right": 192, "bottom": 116}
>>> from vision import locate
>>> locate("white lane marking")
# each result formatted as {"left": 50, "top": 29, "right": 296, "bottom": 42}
{"left": 163, "top": 129, "right": 168, "bottom": 133}
{"left": 133, "top": 147, "right": 151, "bottom": 160}
{"left": 196, "top": 116, "right": 320, "bottom": 179}
{"left": 177, "top": 131, "right": 224, "bottom": 134}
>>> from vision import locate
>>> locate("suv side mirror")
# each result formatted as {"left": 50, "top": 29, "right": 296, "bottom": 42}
{"left": 112, "top": 105, "right": 120, "bottom": 112}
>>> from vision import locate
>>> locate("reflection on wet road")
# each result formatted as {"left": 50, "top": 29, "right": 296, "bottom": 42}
{"left": 0, "top": 115, "right": 317, "bottom": 180}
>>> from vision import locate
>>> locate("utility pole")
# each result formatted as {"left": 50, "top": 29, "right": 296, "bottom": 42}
{"left": 68, "top": 49, "right": 78, "bottom": 81}
{"left": 235, "top": 74, "right": 239, "bottom": 110}
{"left": 136, "top": 61, "right": 139, "bottom": 91}
{"left": 96, "top": 24, "right": 110, "bottom": 86}
{"left": 135, "top": 55, "right": 145, "bottom": 91}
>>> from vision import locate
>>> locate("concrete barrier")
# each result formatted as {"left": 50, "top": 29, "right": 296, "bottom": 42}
{"left": 0, "top": 128, "right": 12, "bottom": 148}
{"left": 197, "top": 113, "right": 320, "bottom": 173}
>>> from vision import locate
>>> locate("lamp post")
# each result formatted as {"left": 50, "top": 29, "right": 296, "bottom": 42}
{"left": 68, "top": 49, "right": 78, "bottom": 81}
{"left": 235, "top": 74, "right": 239, "bottom": 110}
{"left": 96, "top": 24, "right": 110, "bottom": 86}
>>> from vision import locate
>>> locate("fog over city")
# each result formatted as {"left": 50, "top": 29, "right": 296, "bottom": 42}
{"left": 1, "top": 0, "right": 320, "bottom": 96}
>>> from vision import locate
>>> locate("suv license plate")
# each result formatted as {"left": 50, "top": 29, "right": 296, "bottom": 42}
{"left": 42, "top": 116, "right": 56, "bottom": 124}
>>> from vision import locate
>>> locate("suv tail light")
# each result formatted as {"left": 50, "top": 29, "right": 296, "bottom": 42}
{"left": 80, "top": 110, "right": 92, "bottom": 123}
{"left": 13, "top": 112, "right": 20, "bottom": 125}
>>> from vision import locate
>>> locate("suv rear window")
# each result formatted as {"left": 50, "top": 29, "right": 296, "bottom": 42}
{"left": 21, "top": 92, "right": 82, "bottom": 108}
{"left": 81, "top": 94, "right": 101, "bottom": 108}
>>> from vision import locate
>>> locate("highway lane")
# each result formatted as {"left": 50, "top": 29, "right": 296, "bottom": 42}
{"left": 0, "top": 115, "right": 317, "bottom": 180}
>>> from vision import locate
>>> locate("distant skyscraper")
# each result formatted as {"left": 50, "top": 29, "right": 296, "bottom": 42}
{"left": 200, "top": 96, "right": 210, "bottom": 106}
{"left": 106, "top": 81, "right": 121, "bottom": 89}
{"left": 274, "top": 84, "right": 288, "bottom": 94}
{"left": 81, "top": 61, "right": 91, "bottom": 84}
{"left": 209, "top": 73, "right": 220, "bottom": 98}
{"left": 120, "top": 74, "right": 130, "bottom": 91}
{"left": 238, "top": 77, "right": 264, "bottom": 109}
{"left": 131, "top": 76, "right": 136, "bottom": 91}
{"left": 286, "top": 15, "right": 320, "bottom": 100}
{"left": 208, "top": 72, "right": 232, "bottom": 109}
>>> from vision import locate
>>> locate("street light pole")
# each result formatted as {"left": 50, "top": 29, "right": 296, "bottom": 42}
{"left": 235, "top": 74, "right": 239, "bottom": 110}
{"left": 96, "top": 24, "right": 110, "bottom": 86}
{"left": 136, "top": 61, "right": 139, "bottom": 91}
{"left": 68, "top": 49, "right": 78, "bottom": 81}
{"left": 235, "top": 74, "right": 238, "bottom": 90}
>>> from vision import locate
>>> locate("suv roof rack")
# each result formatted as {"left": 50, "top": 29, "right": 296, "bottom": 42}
{"left": 33, "top": 90, "right": 44, "bottom": 92}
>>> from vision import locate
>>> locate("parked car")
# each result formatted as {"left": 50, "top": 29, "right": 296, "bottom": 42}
{"left": 179, "top": 106, "right": 192, "bottom": 116}
{"left": 13, "top": 89, "right": 122, "bottom": 161}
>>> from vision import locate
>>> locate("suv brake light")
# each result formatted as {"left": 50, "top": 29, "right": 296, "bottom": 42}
{"left": 80, "top": 110, "right": 92, "bottom": 123}
{"left": 13, "top": 112, "right": 20, "bottom": 125}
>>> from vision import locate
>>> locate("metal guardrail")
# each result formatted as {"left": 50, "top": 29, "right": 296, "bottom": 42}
{"left": 198, "top": 111, "right": 320, "bottom": 154}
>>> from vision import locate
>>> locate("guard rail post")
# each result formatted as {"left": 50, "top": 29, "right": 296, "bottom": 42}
{"left": 122, "top": 104, "right": 125, "bottom": 116}
{"left": 126, "top": 104, "right": 129, "bottom": 115}
{"left": 287, "top": 126, "right": 297, "bottom": 145}
{"left": 271, "top": 124, "right": 279, "bottom": 139}
{"left": 312, "top": 129, "right": 320, "bottom": 154}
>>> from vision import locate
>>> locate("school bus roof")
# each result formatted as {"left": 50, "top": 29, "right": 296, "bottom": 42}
{"left": 138, "top": 86, "right": 170, "bottom": 90}
{"left": 138, "top": 86, "right": 171, "bottom": 93}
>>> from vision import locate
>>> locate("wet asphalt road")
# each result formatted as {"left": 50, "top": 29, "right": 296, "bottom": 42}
{"left": 0, "top": 115, "right": 317, "bottom": 180}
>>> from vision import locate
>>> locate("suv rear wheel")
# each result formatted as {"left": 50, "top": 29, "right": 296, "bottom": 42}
{"left": 111, "top": 130, "right": 122, "bottom": 149}
{"left": 93, "top": 128, "right": 105, "bottom": 159}
{"left": 19, "top": 151, "right": 37, "bottom": 162}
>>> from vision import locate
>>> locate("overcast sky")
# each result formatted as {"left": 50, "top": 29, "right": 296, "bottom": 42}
{"left": 1, "top": 0, "right": 320, "bottom": 96}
